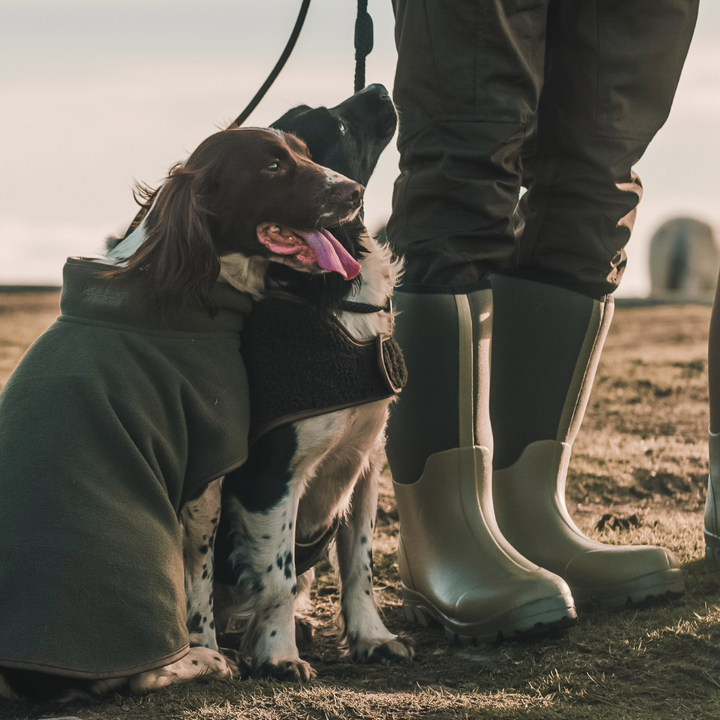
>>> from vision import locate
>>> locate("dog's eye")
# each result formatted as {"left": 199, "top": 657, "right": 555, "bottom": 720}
{"left": 338, "top": 121, "right": 347, "bottom": 135}
{"left": 267, "top": 161, "right": 280, "bottom": 172}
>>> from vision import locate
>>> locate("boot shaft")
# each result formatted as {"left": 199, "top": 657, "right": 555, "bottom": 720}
{"left": 490, "top": 274, "right": 614, "bottom": 470}
{"left": 386, "top": 287, "right": 493, "bottom": 485}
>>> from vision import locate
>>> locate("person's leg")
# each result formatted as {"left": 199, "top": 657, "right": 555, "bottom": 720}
{"left": 388, "top": 287, "right": 576, "bottom": 640}
{"left": 387, "top": 0, "right": 576, "bottom": 640}
{"left": 708, "top": 278, "right": 720, "bottom": 435}
{"left": 490, "top": 276, "right": 684, "bottom": 605}
{"left": 512, "top": 0, "right": 699, "bottom": 295}
{"left": 389, "top": 0, "right": 549, "bottom": 291}
{"left": 704, "top": 275, "right": 720, "bottom": 563}
{"left": 490, "top": 0, "right": 698, "bottom": 604}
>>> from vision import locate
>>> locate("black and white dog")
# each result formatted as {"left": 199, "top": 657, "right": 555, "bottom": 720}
{"left": 212, "top": 84, "right": 415, "bottom": 681}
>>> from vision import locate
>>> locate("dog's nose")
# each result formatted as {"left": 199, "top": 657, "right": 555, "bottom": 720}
{"left": 334, "top": 181, "right": 364, "bottom": 208}
{"left": 363, "top": 83, "right": 390, "bottom": 99}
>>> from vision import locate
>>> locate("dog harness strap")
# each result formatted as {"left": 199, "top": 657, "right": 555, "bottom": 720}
{"left": 339, "top": 297, "right": 392, "bottom": 314}
{"left": 294, "top": 516, "right": 342, "bottom": 576}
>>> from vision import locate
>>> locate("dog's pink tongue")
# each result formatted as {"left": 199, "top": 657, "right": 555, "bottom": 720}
{"left": 300, "top": 229, "right": 361, "bottom": 280}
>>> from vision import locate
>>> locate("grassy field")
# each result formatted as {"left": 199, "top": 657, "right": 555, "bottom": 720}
{"left": 1, "top": 294, "right": 719, "bottom": 720}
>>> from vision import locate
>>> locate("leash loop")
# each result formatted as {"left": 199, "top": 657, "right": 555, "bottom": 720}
{"left": 354, "top": 0, "right": 374, "bottom": 93}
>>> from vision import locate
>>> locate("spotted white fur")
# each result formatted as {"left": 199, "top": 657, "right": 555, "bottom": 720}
{"left": 180, "top": 478, "right": 224, "bottom": 651}
{"left": 128, "top": 645, "right": 234, "bottom": 693}
{"left": 338, "top": 232, "right": 402, "bottom": 340}
{"left": 324, "top": 167, "right": 350, "bottom": 186}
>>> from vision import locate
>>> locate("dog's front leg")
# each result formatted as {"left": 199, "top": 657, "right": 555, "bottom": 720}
{"left": 181, "top": 477, "right": 224, "bottom": 651}
{"left": 234, "top": 493, "right": 313, "bottom": 681}
{"left": 222, "top": 425, "right": 315, "bottom": 681}
{"left": 336, "top": 449, "right": 415, "bottom": 664}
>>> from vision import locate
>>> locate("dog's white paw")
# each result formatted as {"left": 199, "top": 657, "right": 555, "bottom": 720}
{"left": 349, "top": 633, "right": 415, "bottom": 664}
{"left": 254, "top": 657, "right": 316, "bottom": 682}
{"left": 129, "top": 647, "right": 236, "bottom": 693}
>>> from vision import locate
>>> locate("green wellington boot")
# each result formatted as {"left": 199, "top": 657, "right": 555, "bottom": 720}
{"left": 490, "top": 274, "right": 684, "bottom": 607}
{"left": 704, "top": 431, "right": 720, "bottom": 565}
{"left": 386, "top": 288, "right": 576, "bottom": 643}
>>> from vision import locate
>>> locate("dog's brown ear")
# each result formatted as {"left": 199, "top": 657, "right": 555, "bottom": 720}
{"left": 109, "top": 163, "right": 220, "bottom": 315}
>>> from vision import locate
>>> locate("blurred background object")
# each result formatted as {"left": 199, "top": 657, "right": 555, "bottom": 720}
{"left": 649, "top": 217, "right": 719, "bottom": 303}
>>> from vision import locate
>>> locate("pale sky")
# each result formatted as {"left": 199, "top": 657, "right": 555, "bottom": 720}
{"left": 1, "top": 0, "right": 718, "bottom": 296}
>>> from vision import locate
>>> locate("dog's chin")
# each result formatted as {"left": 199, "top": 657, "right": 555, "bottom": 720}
{"left": 379, "top": 113, "right": 398, "bottom": 142}
{"left": 334, "top": 203, "right": 363, "bottom": 225}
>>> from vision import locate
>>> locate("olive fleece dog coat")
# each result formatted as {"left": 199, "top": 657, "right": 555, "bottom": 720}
{"left": 0, "top": 258, "right": 252, "bottom": 679}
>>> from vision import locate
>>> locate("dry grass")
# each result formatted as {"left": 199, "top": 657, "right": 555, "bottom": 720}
{"left": 0, "top": 293, "right": 60, "bottom": 392}
{"left": 2, "top": 296, "right": 720, "bottom": 720}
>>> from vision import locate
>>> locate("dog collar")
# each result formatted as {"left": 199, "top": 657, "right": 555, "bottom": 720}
{"left": 338, "top": 297, "right": 392, "bottom": 314}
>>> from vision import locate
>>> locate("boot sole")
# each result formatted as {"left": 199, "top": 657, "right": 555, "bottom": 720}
{"left": 401, "top": 585, "right": 577, "bottom": 644}
{"left": 570, "top": 567, "right": 685, "bottom": 608}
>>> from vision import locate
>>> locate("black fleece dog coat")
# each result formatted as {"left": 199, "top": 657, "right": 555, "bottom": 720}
{"left": 241, "top": 293, "right": 407, "bottom": 445}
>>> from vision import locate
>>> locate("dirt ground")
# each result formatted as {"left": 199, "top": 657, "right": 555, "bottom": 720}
{"left": 1, "top": 294, "right": 719, "bottom": 720}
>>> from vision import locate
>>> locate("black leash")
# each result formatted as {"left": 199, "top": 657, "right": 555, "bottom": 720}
{"left": 354, "top": 0, "right": 374, "bottom": 93}
{"left": 232, "top": 0, "right": 312, "bottom": 127}
{"left": 121, "top": 0, "right": 374, "bottom": 240}
{"left": 234, "top": 0, "right": 374, "bottom": 124}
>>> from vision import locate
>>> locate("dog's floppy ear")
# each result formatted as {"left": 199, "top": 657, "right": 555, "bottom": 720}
{"left": 109, "top": 162, "right": 220, "bottom": 315}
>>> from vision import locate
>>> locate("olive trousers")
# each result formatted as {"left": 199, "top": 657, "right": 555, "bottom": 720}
{"left": 388, "top": 0, "right": 699, "bottom": 298}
